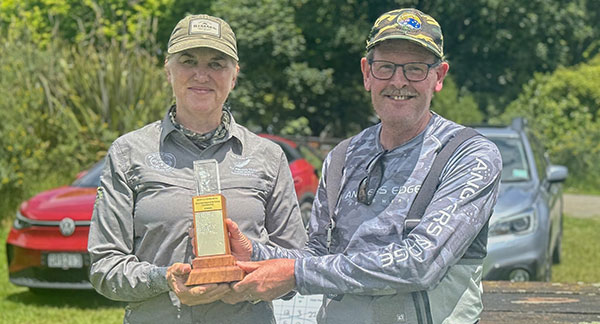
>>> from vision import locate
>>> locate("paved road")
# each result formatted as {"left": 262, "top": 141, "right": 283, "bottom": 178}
{"left": 563, "top": 193, "right": 600, "bottom": 219}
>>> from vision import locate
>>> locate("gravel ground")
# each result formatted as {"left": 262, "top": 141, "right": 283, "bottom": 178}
{"left": 563, "top": 193, "right": 600, "bottom": 219}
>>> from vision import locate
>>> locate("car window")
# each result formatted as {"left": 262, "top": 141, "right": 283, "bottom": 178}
{"left": 488, "top": 136, "right": 530, "bottom": 182}
{"left": 527, "top": 131, "right": 549, "bottom": 182}
{"left": 72, "top": 159, "right": 105, "bottom": 188}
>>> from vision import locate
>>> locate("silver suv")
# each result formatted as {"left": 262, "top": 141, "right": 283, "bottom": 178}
{"left": 478, "top": 118, "right": 568, "bottom": 281}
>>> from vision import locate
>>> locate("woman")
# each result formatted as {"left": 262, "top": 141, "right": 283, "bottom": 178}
{"left": 87, "top": 14, "right": 307, "bottom": 324}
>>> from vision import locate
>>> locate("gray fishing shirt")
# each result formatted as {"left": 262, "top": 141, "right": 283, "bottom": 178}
{"left": 88, "top": 109, "right": 307, "bottom": 324}
{"left": 253, "top": 113, "right": 502, "bottom": 323}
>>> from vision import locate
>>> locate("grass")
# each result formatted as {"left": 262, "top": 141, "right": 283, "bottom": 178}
{"left": 1, "top": 213, "right": 599, "bottom": 323}
{"left": 552, "top": 214, "right": 600, "bottom": 283}
{"left": 0, "top": 219, "right": 124, "bottom": 324}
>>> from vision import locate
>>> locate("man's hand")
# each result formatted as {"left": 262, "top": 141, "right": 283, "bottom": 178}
{"left": 166, "top": 263, "right": 231, "bottom": 306}
{"left": 226, "top": 219, "right": 253, "bottom": 261}
{"left": 229, "top": 259, "right": 296, "bottom": 302}
{"left": 220, "top": 286, "right": 261, "bottom": 305}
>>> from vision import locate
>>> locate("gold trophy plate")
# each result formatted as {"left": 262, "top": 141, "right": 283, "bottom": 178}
{"left": 185, "top": 193, "right": 244, "bottom": 285}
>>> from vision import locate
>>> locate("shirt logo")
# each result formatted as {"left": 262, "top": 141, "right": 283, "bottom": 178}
{"left": 229, "top": 156, "right": 258, "bottom": 176}
{"left": 145, "top": 152, "right": 176, "bottom": 172}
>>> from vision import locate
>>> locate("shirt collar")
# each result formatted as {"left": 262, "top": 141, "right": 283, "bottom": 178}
{"left": 160, "top": 105, "right": 244, "bottom": 148}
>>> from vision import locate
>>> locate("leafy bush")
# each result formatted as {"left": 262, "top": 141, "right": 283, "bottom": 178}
{"left": 498, "top": 54, "right": 600, "bottom": 191}
{"left": 0, "top": 0, "right": 174, "bottom": 50}
{"left": 0, "top": 25, "right": 171, "bottom": 219}
{"left": 432, "top": 74, "right": 483, "bottom": 125}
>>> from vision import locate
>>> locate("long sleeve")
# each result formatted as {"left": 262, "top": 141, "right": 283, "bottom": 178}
{"left": 87, "top": 142, "right": 169, "bottom": 302}
{"left": 294, "top": 137, "right": 502, "bottom": 295}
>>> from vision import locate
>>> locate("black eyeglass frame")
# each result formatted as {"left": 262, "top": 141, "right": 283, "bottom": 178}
{"left": 367, "top": 59, "right": 442, "bottom": 82}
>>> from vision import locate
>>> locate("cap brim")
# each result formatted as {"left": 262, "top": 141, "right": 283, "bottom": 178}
{"left": 168, "top": 39, "right": 239, "bottom": 61}
{"left": 367, "top": 35, "right": 442, "bottom": 58}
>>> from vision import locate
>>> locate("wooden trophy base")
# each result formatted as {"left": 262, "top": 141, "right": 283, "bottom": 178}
{"left": 185, "top": 254, "right": 245, "bottom": 286}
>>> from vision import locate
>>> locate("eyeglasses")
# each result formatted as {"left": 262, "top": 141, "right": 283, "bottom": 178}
{"left": 357, "top": 150, "right": 386, "bottom": 205}
{"left": 368, "top": 59, "right": 441, "bottom": 82}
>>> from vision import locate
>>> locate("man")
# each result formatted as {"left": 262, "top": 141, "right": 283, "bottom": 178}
{"left": 225, "top": 8, "right": 502, "bottom": 324}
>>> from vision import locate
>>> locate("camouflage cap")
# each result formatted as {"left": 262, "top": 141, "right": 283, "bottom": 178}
{"left": 168, "top": 14, "right": 238, "bottom": 61}
{"left": 366, "top": 8, "right": 444, "bottom": 59}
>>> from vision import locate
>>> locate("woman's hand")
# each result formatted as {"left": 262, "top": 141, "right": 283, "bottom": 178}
{"left": 166, "top": 263, "right": 232, "bottom": 305}
{"left": 226, "top": 219, "right": 253, "bottom": 261}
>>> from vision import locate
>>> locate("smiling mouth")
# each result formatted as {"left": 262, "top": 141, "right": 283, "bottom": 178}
{"left": 189, "top": 87, "right": 212, "bottom": 93}
{"left": 385, "top": 94, "right": 416, "bottom": 100}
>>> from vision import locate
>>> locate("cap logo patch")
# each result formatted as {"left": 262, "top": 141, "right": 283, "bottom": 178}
{"left": 396, "top": 13, "right": 422, "bottom": 33}
{"left": 189, "top": 18, "right": 221, "bottom": 37}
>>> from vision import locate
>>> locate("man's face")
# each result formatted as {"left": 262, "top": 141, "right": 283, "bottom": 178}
{"left": 165, "top": 47, "right": 238, "bottom": 122}
{"left": 361, "top": 40, "right": 449, "bottom": 129}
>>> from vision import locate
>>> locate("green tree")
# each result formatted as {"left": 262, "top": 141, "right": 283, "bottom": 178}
{"left": 430, "top": 0, "right": 599, "bottom": 116}
{"left": 4, "top": 0, "right": 600, "bottom": 136}
{"left": 0, "top": 25, "right": 171, "bottom": 216}
{"left": 0, "top": 0, "right": 174, "bottom": 50}
{"left": 499, "top": 54, "right": 600, "bottom": 191}
{"left": 432, "top": 75, "right": 482, "bottom": 124}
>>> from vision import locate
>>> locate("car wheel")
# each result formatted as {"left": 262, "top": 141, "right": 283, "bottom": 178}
{"left": 541, "top": 250, "right": 553, "bottom": 282}
{"left": 552, "top": 232, "right": 562, "bottom": 264}
{"left": 299, "top": 199, "right": 313, "bottom": 229}
{"left": 552, "top": 220, "right": 563, "bottom": 264}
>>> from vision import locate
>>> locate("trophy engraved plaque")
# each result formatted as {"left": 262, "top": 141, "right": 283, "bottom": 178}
{"left": 185, "top": 159, "right": 245, "bottom": 286}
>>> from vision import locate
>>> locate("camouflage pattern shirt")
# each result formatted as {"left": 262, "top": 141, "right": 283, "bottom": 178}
{"left": 253, "top": 113, "right": 502, "bottom": 324}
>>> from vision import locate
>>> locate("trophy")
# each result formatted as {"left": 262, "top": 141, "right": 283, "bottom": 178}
{"left": 185, "top": 159, "right": 245, "bottom": 286}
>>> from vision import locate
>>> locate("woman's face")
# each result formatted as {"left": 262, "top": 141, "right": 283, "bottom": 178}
{"left": 165, "top": 47, "right": 239, "bottom": 124}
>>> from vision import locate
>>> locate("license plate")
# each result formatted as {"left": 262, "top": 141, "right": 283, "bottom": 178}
{"left": 47, "top": 253, "right": 83, "bottom": 269}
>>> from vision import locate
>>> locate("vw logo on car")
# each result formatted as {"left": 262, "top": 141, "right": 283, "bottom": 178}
{"left": 59, "top": 218, "right": 76, "bottom": 237}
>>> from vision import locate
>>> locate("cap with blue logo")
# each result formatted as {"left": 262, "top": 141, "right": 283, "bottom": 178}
{"left": 366, "top": 8, "right": 444, "bottom": 59}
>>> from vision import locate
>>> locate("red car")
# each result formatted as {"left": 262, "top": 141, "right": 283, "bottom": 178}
{"left": 5, "top": 135, "right": 319, "bottom": 291}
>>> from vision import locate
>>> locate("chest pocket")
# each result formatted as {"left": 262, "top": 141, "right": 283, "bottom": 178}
{"left": 220, "top": 175, "right": 269, "bottom": 199}
{"left": 132, "top": 172, "right": 196, "bottom": 196}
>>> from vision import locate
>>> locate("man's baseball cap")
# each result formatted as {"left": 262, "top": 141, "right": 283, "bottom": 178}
{"left": 366, "top": 8, "right": 444, "bottom": 59}
{"left": 167, "top": 14, "right": 238, "bottom": 61}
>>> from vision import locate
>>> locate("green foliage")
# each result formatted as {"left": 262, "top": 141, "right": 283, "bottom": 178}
{"left": 2, "top": 0, "right": 600, "bottom": 195}
{"left": 431, "top": 75, "right": 483, "bottom": 124}
{"left": 214, "top": 0, "right": 353, "bottom": 136}
{"left": 499, "top": 54, "right": 600, "bottom": 191}
{"left": 211, "top": 0, "right": 600, "bottom": 135}
{"left": 4, "top": 0, "right": 600, "bottom": 137}
{"left": 0, "top": 0, "right": 174, "bottom": 50}
{"left": 432, "top": 0, "right": 599, "bottom": 116}
{"left": 0, "top": 24, "right": 171, "bottom": 218}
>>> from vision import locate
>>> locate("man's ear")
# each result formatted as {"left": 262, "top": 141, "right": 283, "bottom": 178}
{"left": 360, "top": 57, "right": 371, "bottom": 91}
{"left": 434, "top": 61, "right": 450, "bottom": 92}
{"left": 231, "top": 64, "right": 240, "bottom": 90}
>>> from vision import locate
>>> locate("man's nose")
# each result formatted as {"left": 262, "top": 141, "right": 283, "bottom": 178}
{"left": 388, "top": 67, "right": 410, "bottom": 85}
